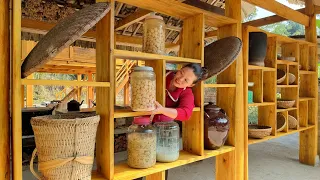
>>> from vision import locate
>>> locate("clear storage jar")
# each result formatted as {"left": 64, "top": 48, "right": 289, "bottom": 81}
{"left": 127, "top": 116, "right": 156, "bottom": 169}
{"left": 154, "top": 121, "right": 180, "bottom": 162}
{"left": 142, "top": 14, "right": 166, "bottom": 55}
{"left": 130, "top": 66, "right": 156, "bottom": 111}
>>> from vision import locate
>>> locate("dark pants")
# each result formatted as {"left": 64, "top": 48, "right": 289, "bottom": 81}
{"left": 134, "top": 170, "right": 168, "bottom": 180}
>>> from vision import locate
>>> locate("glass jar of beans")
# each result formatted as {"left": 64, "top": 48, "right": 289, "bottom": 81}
{"left": 142, "top": 13, "right": 166, "bottom": 55}
{"left": 130, "top": 66, "right": 156, "bottom": 111}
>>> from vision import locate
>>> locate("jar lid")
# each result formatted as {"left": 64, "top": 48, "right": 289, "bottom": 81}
{"left": 204, "top": 102, "right": 221, "bottom": 111}
{"left": 133, "top": 116, "right": 151, "bottom": 125}
{"left": 145, "top": 14, "right": 163, "bottom": 21}
{"left": 133, "top": 66, "right": 154, "bottom": 72}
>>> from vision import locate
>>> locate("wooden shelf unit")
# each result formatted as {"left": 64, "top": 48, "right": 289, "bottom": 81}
{"left": 10, "top": 0, "right": 244, "bottom": 180}
{"left": 243, "top": 25, "right": 318, "bottom": 180}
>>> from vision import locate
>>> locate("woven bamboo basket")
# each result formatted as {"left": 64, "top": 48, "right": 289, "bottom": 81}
{"left": 288, "top": 115, "right": 298, "bottom": 129}
{"left": 277, "top": 113, "right": 286, "bottom": 132}
{"left": 248, "top": 125, "right": 272, "bottom": 139}
{"left": 288, "top": 73, "right": 296, "bottom": 85}
{"left": 30, "top": 112, "right": 100, "bottom": 180}
{"left": 277, "top": 69, "right": 286, "bottom": 84}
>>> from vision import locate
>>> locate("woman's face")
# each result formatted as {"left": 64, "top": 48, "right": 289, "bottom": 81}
{"left": 172, "top": 67, "right": 198, "bottom": 88}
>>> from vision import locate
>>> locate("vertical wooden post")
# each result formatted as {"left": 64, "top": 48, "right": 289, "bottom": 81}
{"left": 216, "top": 1, "right": 243, "bottom": 180}
{"left": 180, "top": 13, "right": 204, "bottom": 156}
{"left": 124, "top": 60, "right": 130, "bottom": 105}
{"left": 0, "top": 0, "right": 10, "bottom": 179}
{"left": 95, "top": 0, "right": 115, "bottom": 179}
{"left": 12, "top": 0, "right": 23, "bottom": 178}
{"left": 299, "top": 0, "right": 318, "bottom": 166}
{"left": 26, "top": 74, "right": 34, "bottom": 107}
{"left": 77, "top": 74, "right": 82, "bottom": 101}
{"left": 87, "top": 73, "right": 94, "bottom": 107}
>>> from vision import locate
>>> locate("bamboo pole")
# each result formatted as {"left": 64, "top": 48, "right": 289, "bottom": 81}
{"left": 12, "top": 0, "right": 23, "bottom": 179}
{"left": 0, "top": 0, "right": 10, "bottom": 179}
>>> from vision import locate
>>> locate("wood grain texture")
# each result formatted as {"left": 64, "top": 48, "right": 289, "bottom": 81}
{"left": 146, "top": 171, "right": 166, "bottom": 180}
{"left": 0, "top": 0, "right": 10, "bottom": 179}
{"left": 248, "top": 70, "right": 263, "bottom": 103}
{"left": 299, "top": 44, "right": 309, "bottom": 71}
{"left": 180, "top": 13, "right": 204, "bottom": 156}
{"left": 243, "top": 0, "right": 309, "bottom": 26}
{"left": 95, "top": 0, "right": 115, "bottom": 179}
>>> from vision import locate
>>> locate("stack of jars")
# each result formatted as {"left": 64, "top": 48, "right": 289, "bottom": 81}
{"left": 127, "top": 116, "right": 180, "bottom": 169}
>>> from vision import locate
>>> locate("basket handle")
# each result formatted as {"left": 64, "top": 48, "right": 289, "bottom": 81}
{"left": 30, "top": 148, "right": 42, "bottom": 180}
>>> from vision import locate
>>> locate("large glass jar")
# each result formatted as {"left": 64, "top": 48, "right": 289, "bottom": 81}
{"left": 127, "top": 116, "right": 156, "bottom": 168}
{"left": 204, "top": 102, "right": 230, "bottom": 150}
{"left": 130, "top": 66, "right": 156, "bottom": 111}
{"left": 142, "top": 14, "right": 166, "bottom": 55}
{"left": 154, "top": 121, "right": 180, "bottom": 162}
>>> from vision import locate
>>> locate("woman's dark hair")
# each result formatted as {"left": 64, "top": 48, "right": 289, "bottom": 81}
{"left": 182, "top": 63, "right": 208, "bottom": 84}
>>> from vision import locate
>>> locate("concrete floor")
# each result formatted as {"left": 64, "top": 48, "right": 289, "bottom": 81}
{"left": 23, "top": 133, "right": 320, "bottom": 180}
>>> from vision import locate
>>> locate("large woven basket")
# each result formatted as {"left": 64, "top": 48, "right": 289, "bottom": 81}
{"left": 248, "top": 125, "right": 272, "bottom": 139}
{"left": 30, "top": 113, "right": 100, "bottom": 180}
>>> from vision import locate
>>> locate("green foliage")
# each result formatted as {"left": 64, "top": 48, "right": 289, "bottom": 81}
{"left": 248, "top": 106, "right": 258, "bottom": 124}
{"left": 260, "top": 21, "right": 305, "bottom": 36}
{"left": 204, "top": 76, "right": 216, "bottom": 84}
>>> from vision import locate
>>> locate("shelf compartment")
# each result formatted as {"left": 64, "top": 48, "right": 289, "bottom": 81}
{"left": 248, "top": 102, "right": 275, "bottom": 107}
{"left": 309, "top": 46, "right": 317, "bottom": 71}
{"left": 263, "top": 71, "right": 276, "bottom": 102}
{"left": 21, "top": 79, "right": 110, "bottom": 87}
{"left": 114, "top": 49, "right": 201, "bottom": 63}
{"left": 277, "top": 60, "right": 298, "bottom": 65}
{"left": 248, "top": 65, "right": 275, "bottom": 71}
{"left": 113, "top": 146, "right": 235, "bottom": 180}
{"left": 299, "top": 97, "right": 315, "bottom": 101}
{"left": 299, "top": 70, "right": 316, "bottom": 75}
{"left": 204, "top": 84, "right": 236, "bottom": 88}
{"left": 248, "top": 70, "right": 263, "bottom": 103}
{"left": 299, "top": 100, "right": 308, "bottom": 127}
{"left": 276, "top": 108, "right": 297, "bottom": 112}
{"left": 248, "top": 125, "right": 315, "bottom": 145}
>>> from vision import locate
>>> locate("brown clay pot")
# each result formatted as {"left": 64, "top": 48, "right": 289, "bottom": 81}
{"left": 204, "top": 102, "right": 230, "bottom": 150}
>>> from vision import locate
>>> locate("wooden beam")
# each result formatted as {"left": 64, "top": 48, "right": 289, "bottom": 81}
{"left": 314, "top": 5, "right": 320, "bottom": 14}
{"left": 115, "top": 9, "right": 151, "bottom": 30}
{"left": 182, "top": 0, "right": 225, "bottom": 16}
{"left": 95, "top": 0, "right": 115, "bottom": 179}
{"left": 244, "top": 0, "right": 309, "bottom": 26}
{"left": 26, "top": 74, "right": 34, "bottom": 107}
{"left": 243, "top": 8, "right": 305, "bottom": 27}
{"left": 87, "top": 73, "right": 94, "bottom": 107}
{"left": 205, "top": 30, "right": 218, "bottom": 38}
{"left": 12, "top": 0, "right": 23, "bottom": 179}
{"left": 0, "top": 0, "right": 10, "bottom": 179}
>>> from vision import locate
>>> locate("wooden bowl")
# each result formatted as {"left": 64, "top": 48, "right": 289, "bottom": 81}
{"left": 277, "top": 69, "right": 286, "bottom": 84}
{"left": 288, "top": 73, "right": 296, "bottom": 84}
{"left": 288, "top": 115, "right": 298, "bottom": 129}
{"left": 277, "top": 113, "right": 286, "bottom": 132}
{"left": 277, "top": 99, "right": 295, "bottom": 109}
{"left": 248, "top": 125, "right": 272, "bottom": 139}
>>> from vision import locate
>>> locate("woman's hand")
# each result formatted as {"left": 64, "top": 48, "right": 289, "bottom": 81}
{"left": 152, "top": 101, "right": 178, "bottom": 119}
{"left": 152, "top": 101, "right": 164, "bottom": 114}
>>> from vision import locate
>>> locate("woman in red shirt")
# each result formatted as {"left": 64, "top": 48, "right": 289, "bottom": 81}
{"left": 152, "top": 63, "right": 208, "bottom": 122}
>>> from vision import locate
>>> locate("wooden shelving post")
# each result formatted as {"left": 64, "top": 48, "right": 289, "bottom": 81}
{"left": 299, "top": 0, "right": 318, "bottom": 166}
{"left": 0, "top": 0, "right": 10, "bottom": 179}
{"left": 95, "top": 0, "right": 115, "bottom": 179}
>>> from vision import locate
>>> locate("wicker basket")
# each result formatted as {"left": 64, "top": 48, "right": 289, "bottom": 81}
{"left": 277, "top": 99, "right": 295, "bottom": 109}
{"left": 288, "top": 115, "right": 298, "bottom": 129}
{"left": 277, "top": 113, "right": 286, "bottom": 132}
{"left": 277, "top": 69, "right": 286, "bottom": 84}
{"left": 248, "top": 125, "right": 272, "bottom": 139}
{"left": 288, "top": 73, "right": 296, "bottom": 85}
{"left": 30, "top": 112, "right": 100, "bottom": 180}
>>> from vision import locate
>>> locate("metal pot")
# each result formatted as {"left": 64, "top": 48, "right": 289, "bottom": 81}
{"left": 204, "top": 102, "right": 230, "bottom": 150}
{"left": 67, "top": 100, "right": 84, "bottom": 111}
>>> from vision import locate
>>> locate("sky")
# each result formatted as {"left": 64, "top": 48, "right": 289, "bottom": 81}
{"left": 253, "top": 0, "right": 305, "bottom": 20}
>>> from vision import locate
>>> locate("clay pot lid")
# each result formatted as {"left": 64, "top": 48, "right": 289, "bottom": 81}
{"left": 204, "top": 36, "right": 242, "bottom": 80}
{"left": 21, "top": 2, "right": 111, "bottom": 78}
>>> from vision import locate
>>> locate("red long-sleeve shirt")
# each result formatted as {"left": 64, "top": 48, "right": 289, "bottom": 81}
{"left": 153, "top": 71, "right": 195, "bottom": 122}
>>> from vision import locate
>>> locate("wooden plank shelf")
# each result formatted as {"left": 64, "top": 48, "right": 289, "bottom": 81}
{"left": 248, "top": 125, "right": 315, "bottom": 145}
{"left": 204, "top": 84, "right": 236, "bottom": 88}
{"left": 277, "top": 85, "right": 299, "bottom": 88}
{"left": 114, "top": 107, "right": 201, "bottom": 118}
{"left": 21, "top": 79, "right": 110, "bottom": 87}
{"left": 248, "top": 65, "right": 275, "bottom": 71}
{"left": 248, "top": 102, "right": 275, "bottom": 107}
{"left": 110, "top": 146, "right": 235, "bottom": 180}
{"left": 299, "top": 70, "right": 316, "bottom": 75}
{"left": 299, "top": 97, "right": 315, "bottom": 101}
{"left": 277, "top": 60, "right": 298, "bottom": 65}
{"left": 276, "top": 107, "right": 297, "bottom": 112}
{"left": 114, "top": 49, "right": 201, "bottom": 63}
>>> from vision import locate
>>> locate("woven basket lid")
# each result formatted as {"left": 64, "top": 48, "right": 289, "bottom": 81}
{"left": 21, "top": 2, "right": 111, "bottom": 78}
{"left": 204, "top": 36, "right": 242, "bottom": 80}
